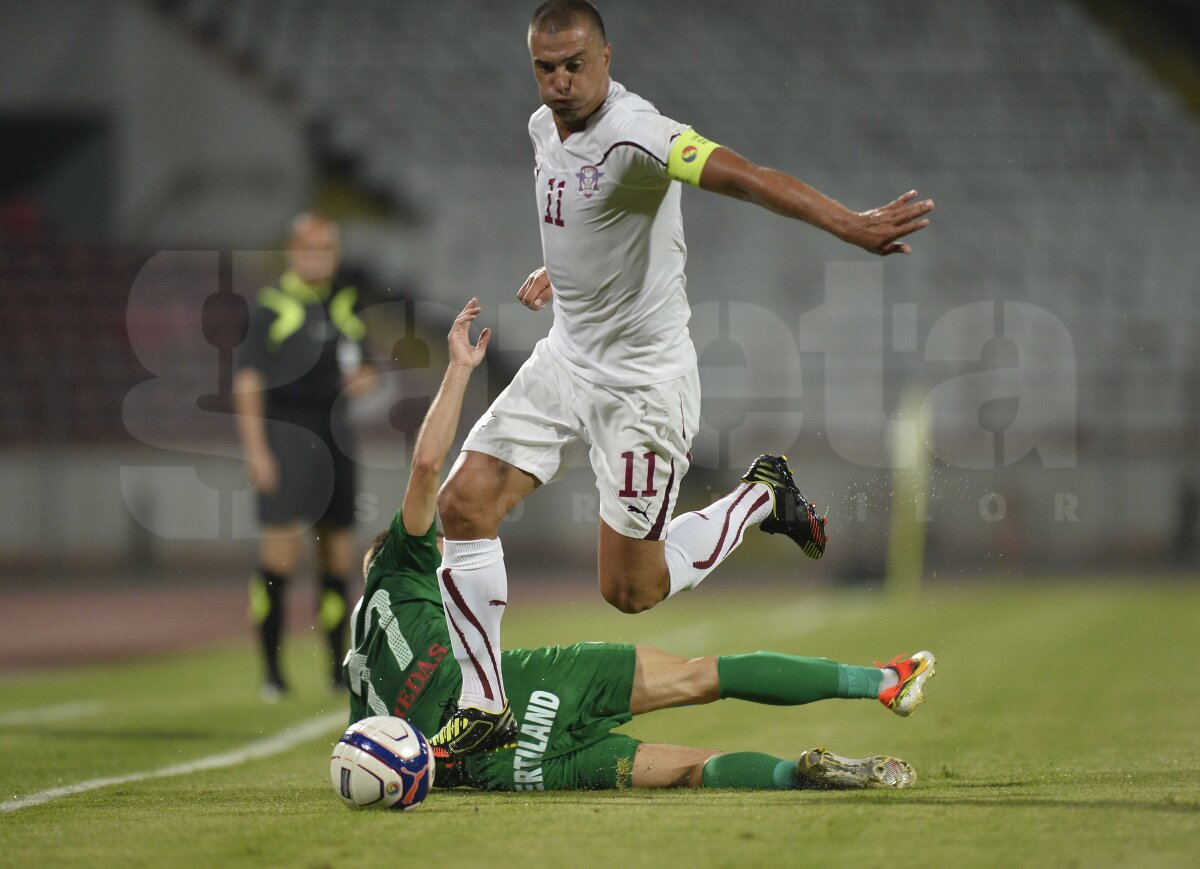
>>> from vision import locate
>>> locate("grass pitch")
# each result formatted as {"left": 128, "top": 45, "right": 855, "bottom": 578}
{"left": 2, "top": 579, "right": 1198, "bottom": 868}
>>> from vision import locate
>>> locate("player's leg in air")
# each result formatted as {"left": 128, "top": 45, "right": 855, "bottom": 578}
{"left": 577, "top": 367, "right": 828, "bottom": 615}
{"left": 624, "top": 646, "right": 935, "bottom": 790}
{"left": 597, "top": 452, "right": 828, "bottom": 614}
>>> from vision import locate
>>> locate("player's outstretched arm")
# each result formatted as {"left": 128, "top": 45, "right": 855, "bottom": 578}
{"left": 400, "top": 298, "right": 491, "bottom": 535}
{"left": 696, "top": 146, "right": 934, "bottom": 256}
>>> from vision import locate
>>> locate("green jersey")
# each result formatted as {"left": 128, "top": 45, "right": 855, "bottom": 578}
{"left": 344, "top": 509, "right": 461, "bottom": 739}
{"left": 344, "top": 509, "right": 641, "bottom": 791}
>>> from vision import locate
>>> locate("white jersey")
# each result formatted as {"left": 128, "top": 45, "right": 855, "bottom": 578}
{"left": 529, "top": 80, "right": 694, "bottom": 386}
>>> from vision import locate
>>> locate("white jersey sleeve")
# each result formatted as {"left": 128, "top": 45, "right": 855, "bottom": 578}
{"left": 528, "top": 82, "right": 697, "bottom": 386}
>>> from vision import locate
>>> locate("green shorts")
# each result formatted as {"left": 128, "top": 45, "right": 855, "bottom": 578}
{"left": 461, "top": 642, "right": 640, "bottom": 792}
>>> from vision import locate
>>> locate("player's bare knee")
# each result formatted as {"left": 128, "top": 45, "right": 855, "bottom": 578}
{"left": 436, "top": 483, "right": 465, "bottom": 528}
{"left": 601, "top": 582, "right": 663, "bottom": 614}
{"left": 437, "top": 480, "right": 487, "bottom": 537}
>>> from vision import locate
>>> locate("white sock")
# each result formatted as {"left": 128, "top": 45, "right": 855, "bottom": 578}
{"left": 879, "top": 668, "right": 899, "bottom": 693}
{"left": 439, "top": 538, "right": 508, "bottom": 714}
{"left": 663, "top": 482, "right": 773, "bottom": 599}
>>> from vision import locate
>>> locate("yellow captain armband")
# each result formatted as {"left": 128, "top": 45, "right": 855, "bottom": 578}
{"left": 666, "top": 128, "right": 722, "bottom": 186}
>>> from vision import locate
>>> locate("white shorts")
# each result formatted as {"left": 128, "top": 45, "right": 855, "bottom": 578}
{"left": 462, "top": 339, "right": 700, "bottom": 539}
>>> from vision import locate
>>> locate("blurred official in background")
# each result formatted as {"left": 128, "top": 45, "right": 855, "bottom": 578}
{"left": 233, "top": 213, "right": 374, "bottom": 699}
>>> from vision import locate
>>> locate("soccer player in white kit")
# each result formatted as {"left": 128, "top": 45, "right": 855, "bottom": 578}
{"left": 429, "top": 0, "right": 934, "bottom": 756}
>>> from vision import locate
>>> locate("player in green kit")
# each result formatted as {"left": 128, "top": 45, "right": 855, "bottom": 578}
{"left": 345, "top": 300, "right": 936, "bottom": 791}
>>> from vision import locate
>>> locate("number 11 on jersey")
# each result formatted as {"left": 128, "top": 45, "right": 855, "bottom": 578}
{"left": 544, "top": 177, "right": 565, "bottom": 227}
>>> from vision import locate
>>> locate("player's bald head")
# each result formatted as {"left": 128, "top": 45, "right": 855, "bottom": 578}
{"left": 528, "top": 0, "right": 611, "bottom": 132}
{"left": 529, "top": 0, "right": 606, "bottom": 46}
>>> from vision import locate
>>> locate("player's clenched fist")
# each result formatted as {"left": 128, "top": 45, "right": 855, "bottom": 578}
{"left": 517, "top": 266, "right": 553, "bottom": 311}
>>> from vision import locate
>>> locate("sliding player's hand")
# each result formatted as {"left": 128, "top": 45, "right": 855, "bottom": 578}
{"left": 849, "top": 190, "right": 934, "bottom": 255}
{"left": 517, "top": 266, "right": 553, "bottom": 311}
{"left": 448, "top": 297, "right": 491, "bottom": 370}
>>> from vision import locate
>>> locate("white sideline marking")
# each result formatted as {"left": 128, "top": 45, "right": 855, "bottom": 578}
{"left": 1, "top": 710, "right": 346, "bottom": 814}
{"left": 0, "top": 702, "right": 104, "bottom": 727}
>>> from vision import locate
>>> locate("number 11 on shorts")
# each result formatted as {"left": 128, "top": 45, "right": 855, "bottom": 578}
{"left": 619, "top": 451, "right": 658, "bottom": 498}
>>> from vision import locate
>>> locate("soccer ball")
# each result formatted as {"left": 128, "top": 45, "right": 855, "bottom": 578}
{"left": 330, "top": 716, "right": 435, "bottom": 810}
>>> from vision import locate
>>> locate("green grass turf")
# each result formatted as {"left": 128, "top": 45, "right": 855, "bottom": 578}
{"left": 2, "top": 579, "right": 1198, "bottom": 868}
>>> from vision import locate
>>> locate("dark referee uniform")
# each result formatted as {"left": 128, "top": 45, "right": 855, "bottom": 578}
{"left": 236, "top": 268, "right": 366, "bottom": 528}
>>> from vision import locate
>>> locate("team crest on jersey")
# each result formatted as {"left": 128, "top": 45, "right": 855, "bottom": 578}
{"left": 576, "top": 165, "right": 604, "bottom": 197}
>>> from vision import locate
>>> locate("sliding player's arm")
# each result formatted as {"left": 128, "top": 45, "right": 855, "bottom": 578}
{"left": 667, "top": 129, "right": 934, "bottom": 256}
{"left": 400, "top": 298, "right": 492, "bottom": 535}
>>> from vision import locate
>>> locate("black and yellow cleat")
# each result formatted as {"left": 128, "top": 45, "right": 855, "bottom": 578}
{"left": 428, "top": 702, "right": 518, "bottom": 758}
{"left": 741, "top": 454, "right": 827, "bottom": 559}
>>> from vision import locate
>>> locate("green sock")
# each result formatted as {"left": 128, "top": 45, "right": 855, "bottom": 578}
{"left": 717, "top": 651, "right": 883, "bottom": 704}
{"left": 701, "top": 752, "right": 799, "bottom": 790}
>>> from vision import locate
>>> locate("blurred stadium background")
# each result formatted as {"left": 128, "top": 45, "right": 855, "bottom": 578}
{"left": 2, "top": 0, "right": 1199, "bottom": 665}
